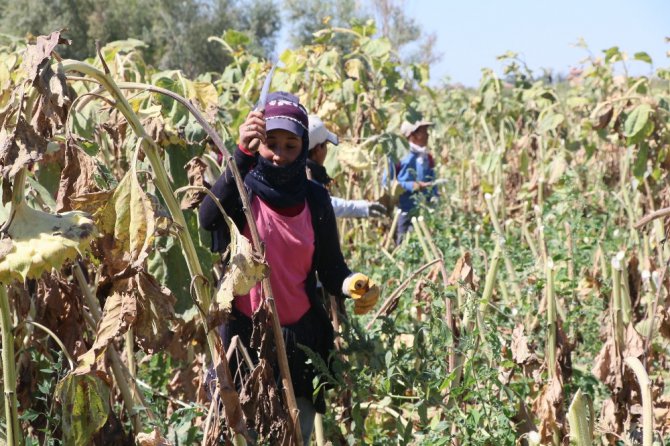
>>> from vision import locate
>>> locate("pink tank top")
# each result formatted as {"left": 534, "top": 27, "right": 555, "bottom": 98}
{"left": 234, "top": 195, "right": 315, "bottom": 325}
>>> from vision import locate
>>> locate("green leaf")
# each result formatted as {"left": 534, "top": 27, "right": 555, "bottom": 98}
{"left": 603, "top": 46, "right": 622, "bottom": 63}
{"left": 633, "top": 51, "right": 653, "bottom": 64}
{"left": 361, "top": 37, "right": 392, "bottom": 60}
{"left": 633, "top": 142, "right": 649, "bottom": 178}
{"left": 222, "top": 29, "right": 251, "bottom": 50}
{"left": 538, "top": 113, "right": 564, "bottom": 134}
{"left": 623, "top": 103, "right": 652, "bottom": 139}
{"left": 55, "top": 374, "right": 110, "bottom": 446}
{"left": 566, "top": 97, "right": 589, "bottom": 108}
{"left": 99, "top": 170, "right": 168, "bottom": 263}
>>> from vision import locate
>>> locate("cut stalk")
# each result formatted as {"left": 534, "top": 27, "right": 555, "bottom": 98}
{"left": 611, "top": 256, "right": 624, "bottom": 353}
{"left": 383, "top": 209, "right": 401, "bottom": 250}
{"left": 416, "top": 216, "right": 441, "bottom": 261}
{"left": 0, "top": 286, "right": 20, "bottom": 446}
{"left": 411, "top": 216, "right": 433, "bottom": 263}
{"left": 414, "top": 217, "right": 456, "bottom": 371}
{"left": 522, "top": 203, "right": 539, "bottom": 260}
{"left": 567, "top": 389, "right": 593, "bottom": 446}
{"left": 314, "top": 413, "right": 325, "bottom": 446}
{"left": 619, "top": 253, "right": 633, "bottom": 325}
{"left": 624, "top": 357, "right": 653, "bottom": 446}
{"left": 484, "top": 193, "right": 522, "bottom": 302}
{"left": 546, "top": 259, "right": 557, "bottom": 378}
{"left": 447, "top": 242, "right": 501, "bottom": 407}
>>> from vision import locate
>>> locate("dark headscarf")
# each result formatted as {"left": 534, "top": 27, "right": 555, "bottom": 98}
{"left": 244, "top": 92, "right": 310, "bottom": 208}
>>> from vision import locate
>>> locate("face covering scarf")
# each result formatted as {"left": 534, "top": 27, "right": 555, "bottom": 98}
{"left": 244, "top": 148, "right": 308, "bottom": 208}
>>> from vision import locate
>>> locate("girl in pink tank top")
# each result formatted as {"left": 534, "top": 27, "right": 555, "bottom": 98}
{"left": 199, "top": 92, "right": 380, "bottom": 444}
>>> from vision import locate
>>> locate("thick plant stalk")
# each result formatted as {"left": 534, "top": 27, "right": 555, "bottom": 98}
{"left": 63, "top": 62, "right": 254, "bottom": 440}
{"left": 125, "top": 329, "right": 136, "bottom": 376}
{"left": 620, "top": 255, "right": 633, "bottom": 325}
{"left": 0, "top": 286, "right": 20, "bottom": 446}
{"left": 484, "top": 193, "right": 522, "bottom": 302}
{"left": 546, "top": 259, "right": 557, "bottom": 378}
{"left": 447, "top": 241, "right": 501, "bottom": 407}
{"left": 567, "top": 389, "right": 593, "bottom": 446}
{"left": 624, "top": 357, "right": 653, "bottom": 446}
{"left": 411, "top": 216, "right": 433, "bottom": 263}
{"left": 596, "top": 242, "right": 608, "bottom": 281}
{"left": 416, "top": 216, "right": 441, "bottom": 260}
{"left": 415, "top": 216, "right": 456, "bottom": 371}
{"left": 383, "top": 209, "right": 401, "bottom": 251}
{"left": 314, "top": 413, "right": 325, "bottom": 446}
{"left": 611, "top": 256, "right": 624, "bottom": 352}
{"left": 522, "top": 203, "right": 539, "bottom": 260}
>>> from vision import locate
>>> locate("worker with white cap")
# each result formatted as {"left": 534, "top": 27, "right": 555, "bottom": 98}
{"left": 307, "top": 115, "right": 386, "bottom": 219}
{"left": 393, "top": 118, "right": 437, "bottom": 244}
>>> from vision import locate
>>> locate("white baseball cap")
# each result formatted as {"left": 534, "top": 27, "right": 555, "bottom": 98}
{"left": 308, "top": 115, "right": 339, "bottom": 150}
{"left": 400, "top": 120, "right": 434, "bottom": 137}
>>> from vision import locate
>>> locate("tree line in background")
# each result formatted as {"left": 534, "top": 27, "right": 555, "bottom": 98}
{"left": 0, "top": 0, "right": 440, "bottom": 78}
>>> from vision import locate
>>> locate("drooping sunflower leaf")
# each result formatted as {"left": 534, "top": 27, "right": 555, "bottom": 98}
{"left": 98, "top": 170, "right": 170, "bottom": 265}
{"left": 55, "top": 373, "right": 110, "bottom": 446}
{"left": 74, "top": 291, "right": 136, "bottom": 375}
{"left": 213, "top": 209, "right": 268, "bottom": 315}
{"left": 133, "top": 271, "right": 177, "bottom": 354}
{"left": 0, "top": 200, "right": 95, "bottom": 283}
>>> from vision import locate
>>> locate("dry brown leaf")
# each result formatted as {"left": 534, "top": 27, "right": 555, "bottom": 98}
{"left": 0, "top": 116, "right": 49, "bottom": 179}
{"left": 210, "top": 333, "right": 249, "bottom": 438}
{"left": 69, "top": 190, "right": 115, "bottom": 215}
{"left": 30, "top": 62, "right": 69, "bottom": 138}
{"left": 133, "top": 272, "right": 177, "bottom": 354}
{"left": 136, "top": 428, "right": 173, "bottom": 446}
{"left": 658, "top": 307, "right": 670, "bottom": 339}
{"left": 35, "top": 272, "right": 88, "bottom": 357}
{"left": 56, "top": 142, "right": 102, "bottom": 212}
{"left": 624, "top": 323, "right": 645, "bottom": 358}
{"left": 167, "top": 353, "right": 208, "bottom": 415}
{"left": 592, "top": 338, "right": 623, "bottom": 390}
{"left": 240, "top": 359, "right": 292, "bottom": 444}
{"left": 180, "top": 157, "right": 210, "bottom": 210}
{"left": 142, "top": 116, "right": 167, "bottom": 144}
{"left": 599, "top": 397, "right": 625, "bottom": 442}
{"left": 532, "top": 374, "right": 564, "bottom": 443}
{"left": 19, "top": 31, "right": 70, "bottom": 83}
{"left": 213, "top": 210, "right": 268, "bottom": 316}
{"left": 627, "top": 255, "right": 642, "bottom": 311}
{"left": 511, "top": 324, "right": 533, "bottom": 364}
{"left": 74, "top": 292, "right": 137, "bottom": 375}
{"left": 592, "top": 105, "right": 614, "bottom": 130}
{"left": 447, "top": 251, "right": 479, "bottom": 290}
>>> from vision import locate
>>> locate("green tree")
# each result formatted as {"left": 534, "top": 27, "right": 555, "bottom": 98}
{"left": 283, "top": 0, "right": 362, "bottom": 47}
{"left": 282, "top": 0, "right": 440, "bottom": 66}
{"left": 368, "top": 0, "right": 441, "bottom": 65}
{"left": 0, "top": 0, "right": 280, "bottom": 76}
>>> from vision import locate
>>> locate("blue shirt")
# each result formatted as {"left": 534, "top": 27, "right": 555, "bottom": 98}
{"left": 396, "top": 150, "right": 437, "bottom": 212}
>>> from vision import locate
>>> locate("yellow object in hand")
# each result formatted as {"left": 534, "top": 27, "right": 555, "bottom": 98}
{"left": 344, "top": 273, "right": 380, "bottom": 315}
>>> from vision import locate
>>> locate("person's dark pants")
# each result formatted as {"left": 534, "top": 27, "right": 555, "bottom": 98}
{"left": 396, "top": 211, "right": 414, "bottom": 245}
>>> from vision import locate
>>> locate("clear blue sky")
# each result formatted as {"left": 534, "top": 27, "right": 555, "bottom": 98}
{"left": 406, "top": 0, "right": 669, "bottom": 86}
